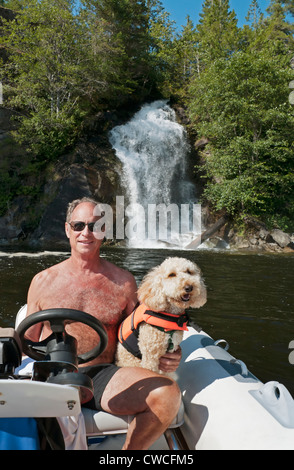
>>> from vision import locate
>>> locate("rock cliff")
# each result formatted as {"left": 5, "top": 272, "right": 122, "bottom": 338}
{"left": 0, "top": 109, "right": 126, "bottom": 249}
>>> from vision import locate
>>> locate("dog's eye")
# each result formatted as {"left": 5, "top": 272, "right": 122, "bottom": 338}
{"left": 168, "top": 272, "right": 176, "bottom": 278}
{"left": 186, "top": 269, "right": 193, "bottom": 275}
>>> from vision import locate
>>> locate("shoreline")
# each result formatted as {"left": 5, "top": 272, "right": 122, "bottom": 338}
{"left": 0, "top": 239, "right": 293, "bottom": 256}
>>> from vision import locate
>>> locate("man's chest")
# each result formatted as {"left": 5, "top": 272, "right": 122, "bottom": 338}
{"left": 39, "top": 276, "right": 128, "bottom": 326}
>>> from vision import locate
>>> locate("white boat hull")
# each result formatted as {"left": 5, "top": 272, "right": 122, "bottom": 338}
{"left": 178, "top": 326, "right": 294, "bottom": 450}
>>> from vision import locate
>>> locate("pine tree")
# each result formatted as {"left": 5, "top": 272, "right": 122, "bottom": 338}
{"left": 171, "top": 16, "right": 198, "bottom": 98}
{"left": 263, "top": 0, "right": 294, "bottom": 54}
{"left": 80, "top": 0, "right": 156, "bottom": 104}
{"left": 241, "top": 0, "right": 265, "bottom": 51}
{"left": 196, "top": 0, "right": 240, "bottom": 70}
{"left": 283, "top": 0, "right": 294, "bottom": 16}
{"left": 245, "top": 0, "right": 264, "bottom": 30}
{"left": 147, "top": 2, "right": 176, "bottom": 97}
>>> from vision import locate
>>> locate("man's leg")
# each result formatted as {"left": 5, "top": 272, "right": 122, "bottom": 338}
{"left": 100, "top": 367, "right": 182, "bottom": 450}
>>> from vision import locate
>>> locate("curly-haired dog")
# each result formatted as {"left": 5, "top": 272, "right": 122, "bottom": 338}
{"left": 115, "top": 257, "right": 207, "bottom": 376}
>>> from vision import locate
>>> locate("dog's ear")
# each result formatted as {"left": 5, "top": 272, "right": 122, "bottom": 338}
{"left": 137, "top": 268, "right": 167, "bottom": 311}
{"left": 190, "top": 281, "right": 207, "bottom": 309}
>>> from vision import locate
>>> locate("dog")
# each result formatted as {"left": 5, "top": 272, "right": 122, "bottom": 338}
{"left": 115, "top": 257, "right": 207, "bottom": 376}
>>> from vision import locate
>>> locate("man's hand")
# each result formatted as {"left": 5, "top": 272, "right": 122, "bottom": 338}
{"left": 159, "top": 346, "right": 182, "bottom": 373}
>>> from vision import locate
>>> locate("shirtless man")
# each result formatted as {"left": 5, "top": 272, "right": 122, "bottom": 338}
{"left": 26, "top": 197, "right": 182, "bottom": 450}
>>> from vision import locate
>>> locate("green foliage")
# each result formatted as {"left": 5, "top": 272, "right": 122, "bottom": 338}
{"left": 1, "top": 0, "right": 166, "bottom": 159}
{"left": 80, "top": 0, "right": 157, "bottom": 105}
{"left": 189, "top": 50, "right": 294, "bottom": 229}
{"left": 169, "top": 16, "right": 198, "bottom": 100}
{"left": 195, "top": 0, "right": 241, "bottom": 68}
{"left": 283, "top": 0, "right": 294, "bottom": 16}
{"left": 172, "top": 0, "right": 294, "bottom": 230}
{"left": 1, "top": 0, "right": 86, "bottom": 158}
{"left": 0, "top": 0, "right": 170, "bottom": 217}
{"left": 147, "top": 5, "right": 176, "bottom": 96}
{"left": 163, "top": 0, "right": 241, "bottom": 101}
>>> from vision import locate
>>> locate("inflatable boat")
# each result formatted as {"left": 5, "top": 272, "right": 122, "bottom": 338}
{"left": 0, "top": 305, "right": 293, "bottom": 450}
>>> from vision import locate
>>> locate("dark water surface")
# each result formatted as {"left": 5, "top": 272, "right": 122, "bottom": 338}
{"left": 0, "top": 247, "right": 293, "bottom": 395}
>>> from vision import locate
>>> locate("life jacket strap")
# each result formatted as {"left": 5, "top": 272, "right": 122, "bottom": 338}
{"left": 144, "top": 310, "right": 190, "bottom": 328}
{"left": 152, "top": 326, "right": 176, "bottom": 351}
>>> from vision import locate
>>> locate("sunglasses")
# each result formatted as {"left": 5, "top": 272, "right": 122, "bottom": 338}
{"left": 68, "top": 221, "right": 97, "bottom": 232}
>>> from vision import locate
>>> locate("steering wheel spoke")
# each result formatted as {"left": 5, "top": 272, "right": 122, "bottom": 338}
{"left": 28, "top": 342, "right": 50, "bottom": 355}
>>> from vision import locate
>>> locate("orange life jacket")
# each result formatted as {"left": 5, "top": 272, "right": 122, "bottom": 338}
{"left": 118, "top": 303, "right": 189, "bottom": 359}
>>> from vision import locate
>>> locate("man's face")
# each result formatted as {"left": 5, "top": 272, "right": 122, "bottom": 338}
{"left": 65, "top": 202, "right": 103, "bottom": 255}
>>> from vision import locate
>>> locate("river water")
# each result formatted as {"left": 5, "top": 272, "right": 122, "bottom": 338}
{"left": 0, "top": 247, "right": 293, "bottom": 396}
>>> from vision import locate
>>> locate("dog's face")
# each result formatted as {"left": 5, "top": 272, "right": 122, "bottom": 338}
{"left": 137, "top": 257, "right": 207, "bottom": 313}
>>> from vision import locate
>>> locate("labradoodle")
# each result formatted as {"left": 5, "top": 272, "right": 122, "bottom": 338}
{"left": 115, "top": 257, "right": 207, "bottom": 376}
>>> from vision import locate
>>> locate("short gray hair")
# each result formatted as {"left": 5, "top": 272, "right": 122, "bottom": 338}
{"left": 66, "top": 197, "right": 99, "bottom": 222}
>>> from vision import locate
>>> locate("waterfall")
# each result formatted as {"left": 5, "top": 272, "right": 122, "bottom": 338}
{"left": 109, "top": 100, "right": 201, "bottom": 248}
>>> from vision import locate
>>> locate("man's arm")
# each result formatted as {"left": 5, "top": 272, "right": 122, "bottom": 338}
{"left": 25, "top": 273, "right": 44, "bottom": 342}
{"left": 123, "top": 272, "right": 139, "bottom": 317}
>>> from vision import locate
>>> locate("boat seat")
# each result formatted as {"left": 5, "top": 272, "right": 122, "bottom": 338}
{"left": 13, "top": 357, "right": 185, "bottom": 446}
{"left": 83, "top": 400, "right": 185, "bottom": 436}
{"left": 15, "top": 358, "right": 185, "bottom": 438}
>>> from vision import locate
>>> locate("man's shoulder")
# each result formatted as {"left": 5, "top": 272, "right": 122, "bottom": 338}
{"left": 31, "top": 260, "right": 66, "bottom": 286}
{"left": 102, "top": 259, "right": 136, "bottom": 285}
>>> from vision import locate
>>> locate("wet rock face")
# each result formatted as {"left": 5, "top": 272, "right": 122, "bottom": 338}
{"left": 30, "top": 159, "right": 122, "bottom": 249}
{"left": 0, "top": 155, "right": 122, "bottom": 249}
{"left": 31, "top": 166, "right": 93, "bottom": 248}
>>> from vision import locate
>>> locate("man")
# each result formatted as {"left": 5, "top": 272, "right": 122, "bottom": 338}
{"left": 26, "top": 197, "right": 182, "bottom": 450}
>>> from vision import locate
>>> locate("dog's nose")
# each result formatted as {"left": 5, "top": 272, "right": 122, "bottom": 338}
{"left": 185, "top": 285, "right": 193, "bottom": 293}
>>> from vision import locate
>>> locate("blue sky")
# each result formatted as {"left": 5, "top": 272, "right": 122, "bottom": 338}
{"left": 160, "top": 0, "right": 271, "bottom": 29}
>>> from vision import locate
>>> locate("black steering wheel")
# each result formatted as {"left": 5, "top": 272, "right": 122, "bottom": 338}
{"left": 16, "top": 308, "right": 108, "bottom": 365}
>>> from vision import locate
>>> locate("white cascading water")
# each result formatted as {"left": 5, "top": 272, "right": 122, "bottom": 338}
{"left": 109, "top": 100, "right": 201, "bottom": 248}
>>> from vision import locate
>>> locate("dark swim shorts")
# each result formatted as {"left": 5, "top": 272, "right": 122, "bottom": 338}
{"left": 80, "top": 364, "right": 120, "bottom": 412}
